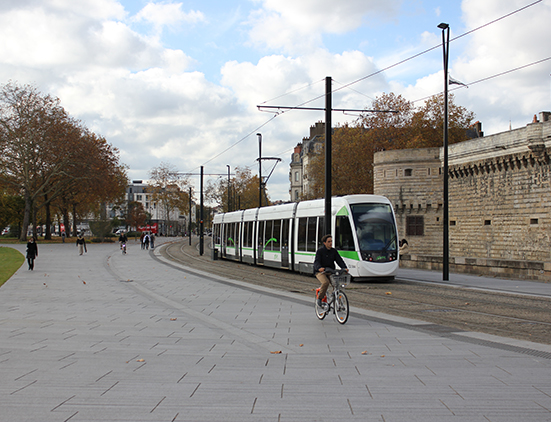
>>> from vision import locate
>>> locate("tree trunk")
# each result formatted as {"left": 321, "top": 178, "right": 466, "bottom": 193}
{"left": 72, "top": 203, "right": 78, "bottom": 236}
{"left": 20, "top": 191, "right": 31, "bottom": 241}
{"left": 44, "top": 194, "right": 52, "bottom": 240}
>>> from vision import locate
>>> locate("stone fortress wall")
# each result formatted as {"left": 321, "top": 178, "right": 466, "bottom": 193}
{"left": 374, "top": 112, "right": 551, "bottom": 281}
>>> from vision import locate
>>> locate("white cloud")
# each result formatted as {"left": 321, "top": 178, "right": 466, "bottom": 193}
{"left": 247, "top": 0, "right": 400, "bottom": 54}
{"left": 134, "top": 1, "right": 206, "bottom": 33}
{"left": 1, "top": 0, "right": 549, "bottom": 202}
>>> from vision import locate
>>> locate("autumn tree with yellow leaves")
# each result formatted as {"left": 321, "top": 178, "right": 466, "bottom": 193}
{"left": 306, "top": 92, "right": 475, "bottom": 198}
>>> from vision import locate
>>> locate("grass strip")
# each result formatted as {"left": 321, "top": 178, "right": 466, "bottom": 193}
{"left": 0, "top": 247, "right": 25, "bottom": 288}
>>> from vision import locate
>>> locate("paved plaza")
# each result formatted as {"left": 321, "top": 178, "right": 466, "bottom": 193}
{"left": 0, "top": 239, "right": 550, "bottom": 421}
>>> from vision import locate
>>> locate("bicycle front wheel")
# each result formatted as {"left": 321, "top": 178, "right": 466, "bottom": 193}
{"left": 334, "top": 291, "right": 349, "bottom": 324}
{"left": 315, "top": 299, "right": 327, "bottom": 320}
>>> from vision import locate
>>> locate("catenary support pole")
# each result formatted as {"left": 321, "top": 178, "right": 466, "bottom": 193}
{"left": 439, "top": 23, "right": 450, "bottom": 281}
{"left": 199, "top": 166, "right": 204, "bottom": 256}
{"left": 324, "top": 76, "right": 332, "bottom": 236}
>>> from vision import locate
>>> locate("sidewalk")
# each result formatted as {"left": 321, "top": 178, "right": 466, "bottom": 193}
{"left": 0, "top": 240, "right": 550, "bottom": 421}
{"left": 397, "top": 267, "right": 551, "bottom": 298}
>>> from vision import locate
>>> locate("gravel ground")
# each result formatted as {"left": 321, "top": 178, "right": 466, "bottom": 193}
{"left": 160, "top": 237, "right": 551, "bottom": 345}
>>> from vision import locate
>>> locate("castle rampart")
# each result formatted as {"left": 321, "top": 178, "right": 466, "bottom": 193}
{"left": 374, "top": 112, "right": 551, "bottom": 281}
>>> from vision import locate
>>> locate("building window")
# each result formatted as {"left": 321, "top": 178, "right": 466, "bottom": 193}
{"left": 295, "top": 190, "right": 299, "bottom": 201}
{"left": 295, "top": 171, "right": 299, "bottom": 182}
{"left": 137, "top": 195, "right": 142, "bottom": 201}
{"left": 406, "top": 216, "right": 424, "bottom": 236}
{"left": 404, "top": 169, "right": 413, "bottom": 176}
{"left": 484, "top": 220, "right": 491, "bottom": 226}
{"left": 530, "top": 218, "right": 539, "bottom": 225}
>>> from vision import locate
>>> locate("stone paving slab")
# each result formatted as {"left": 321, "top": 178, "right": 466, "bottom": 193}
{"left": 0, "top": 240, "right": 550, "bottom": 421}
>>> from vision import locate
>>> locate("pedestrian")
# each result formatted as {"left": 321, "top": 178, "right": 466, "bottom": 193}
{"left": 144, "top": 233, "right": 150, "bottom": 250}
{"left": 61, "top": 231, "right": 66, "bottom": 243}
{"left": 140, "top": 232, "right": 145, "bottom": 249}
{"left": 26, "top": 237, "right": 38, "bottom": 270}
{"left": 150, "top": 233, "right": 155, "bottom": 249}
{"left": 399, "top": 239, "right": 409, "bottom": 257}
{"left": 76, "top": 233, "right": 87, "bottom": 255}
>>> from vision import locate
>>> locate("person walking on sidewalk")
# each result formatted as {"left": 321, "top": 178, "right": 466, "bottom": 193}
{"left": 143, "top": 233, "right": 150, "bottom": 250}
{"left": 313, "top": 235, "right": 348, "bottom": 308}
{"left": 76, "top": 233, "right": 87, "bottom": 255}
{"left": 26, "top": 237, "right": 38, "bottom": 270}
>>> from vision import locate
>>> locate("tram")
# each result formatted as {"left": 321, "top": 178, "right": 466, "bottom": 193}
{"left": 212, "top": 195, "right": 399, "bottom": 280}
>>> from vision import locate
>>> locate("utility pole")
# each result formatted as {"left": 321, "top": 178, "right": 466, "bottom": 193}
{"left": 257, "top": 133, "right": 262, "bottom": 208}
{"left": 257, "top": 78, "right": 397, "bottom": 236}
{"left": 189, "top": 186, "right": 192, "bottom": 246}
{"left": 199, "top": 166, "right": 204, "bottom": 256}
{"left": 227, "top": 165, "right": 231, "bottom": 212}
{"left": 324, "top": 76, "right": 332, "bottom": 236}
{"left": 438, "top": 22, "right": 450, "bottom": 281}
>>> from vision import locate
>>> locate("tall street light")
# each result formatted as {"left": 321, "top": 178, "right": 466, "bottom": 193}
{"left": 226, "top": 165, "right": 231, "bottom": 212}
{"left": 438, "top": 22, "right": 450, "bottom": 281}
{"left": 257, "top": 133, "right": 262, "bottom": 208}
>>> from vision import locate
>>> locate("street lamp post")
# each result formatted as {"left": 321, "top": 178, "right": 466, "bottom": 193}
{"left": 226, "top": 165, "right": 231, "bottom": 212}
{"left": 438, "top": 22, "right": 450, "bottom": 281}
{"left": 257, "top": 133, "right": 262, "bottom": 208}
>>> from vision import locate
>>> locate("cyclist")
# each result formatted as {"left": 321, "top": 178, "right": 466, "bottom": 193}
{"left": 314, "top": 234, "right": 348, "bottom": 308}
{"left": 118, "top": 231, "right": 128, "bottom": 251}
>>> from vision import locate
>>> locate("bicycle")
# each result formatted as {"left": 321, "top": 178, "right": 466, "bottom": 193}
{"left": 315, "top": 269, "right": 351, "bottom": 324}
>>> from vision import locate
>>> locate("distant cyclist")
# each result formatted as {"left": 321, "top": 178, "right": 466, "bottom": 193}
{"left": 314, "top": 235, "right": 348, "bottom": 308}
{"left": 118, "top": 231, "right": 128, "bottom": 249}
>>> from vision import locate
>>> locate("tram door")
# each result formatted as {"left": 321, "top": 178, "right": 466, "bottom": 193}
{"left": 257, "top": 221, "right": 264, "bottom": 265}
{"left": 281, "top": 219, "right": 290, "bottom": 268}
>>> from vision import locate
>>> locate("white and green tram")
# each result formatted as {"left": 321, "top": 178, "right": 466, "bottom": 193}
{"left": 212, "top": 195, "right": 399, "bottom": 280}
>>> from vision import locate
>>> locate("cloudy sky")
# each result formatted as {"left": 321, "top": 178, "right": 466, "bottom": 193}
{"left": 1, "top": 0, "right": 550, "bottom": 201}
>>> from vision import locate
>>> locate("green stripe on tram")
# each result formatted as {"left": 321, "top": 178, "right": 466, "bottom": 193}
{"left": 338, "top": 250, "right": 359, "bottom": 261}
{"left": 336, "top": 206, "right": 349, "bottom": 216}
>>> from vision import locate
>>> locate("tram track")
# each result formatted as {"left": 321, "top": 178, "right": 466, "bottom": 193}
{"left": 160, "top": 238, "right": 551, "bottom": 345}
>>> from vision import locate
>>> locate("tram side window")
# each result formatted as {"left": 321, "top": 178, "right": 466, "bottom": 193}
{"left": 213, "top": 224, "right": 220, "bottom": 244}
{"left": 281, "top": 219, "right": 289, "bottom": 249}
{"left": 242, "top": 222, "right": 248, "bottom": 248}
{"left": 234, "top": 222, "right": 240, "bottom": 247}
{"left": 307, "top": 217, "right": 317, "bottom": 252}
{"left": 258, "top": 221, "right": 265, "bottom": 248}
{"left": 244, "top": 221, "right": 252, "bottom": 248}
{"left": 248, "top": 222, "right": 254, "bottom": 247}
{"left": 272, "top": 219, "right": 281, "bottom": 251}
{"left": 226, "top": 223, "right": 235, "bottom": 246}
{"left": 336, "top": 216, "right": 355, "bottom": 251}
{"left": 297, "top": 218, "right": 307, "bottom": 251}
{"left": 264, "top": 220, "right": 273, "bottom": 250}
{"left": 317, "top": 217, "right": 325, "bottom": 248}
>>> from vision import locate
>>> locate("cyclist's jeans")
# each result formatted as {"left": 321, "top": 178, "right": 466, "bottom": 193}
{"left": 315, "top": 272, "right": 330, "bottom": 300}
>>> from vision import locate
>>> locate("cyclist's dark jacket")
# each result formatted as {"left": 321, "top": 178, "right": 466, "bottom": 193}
{"left": 313, "top": 246, "right": 347, "bottom": 273}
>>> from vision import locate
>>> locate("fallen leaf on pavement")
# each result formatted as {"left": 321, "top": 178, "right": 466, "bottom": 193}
{"left": 270, "top": 351, "right": 282, "bottom": 354}
{"left": 137, "top": 359, "right": 145, "bottom": 362}
{"left": 385, "top": 292, "right": 392, "bottom": 295}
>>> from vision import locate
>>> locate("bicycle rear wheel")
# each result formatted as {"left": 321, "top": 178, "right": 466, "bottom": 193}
{"left": 334, "top": 291, "right": 349, "bottom": 324}
{"left": 315, "top": 299, "right": 327, "bottom": 320}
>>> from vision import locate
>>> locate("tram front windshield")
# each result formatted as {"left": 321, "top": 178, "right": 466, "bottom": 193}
{"left": 351, "top": 203, "right": 397, "bottom": 252}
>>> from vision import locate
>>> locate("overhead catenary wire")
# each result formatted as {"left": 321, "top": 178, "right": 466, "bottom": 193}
{"left": 187, "top": 0, "right": 544, "bottom": 175}
{"left": 413, "top": 55, "right": 551, "bottom": 104}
